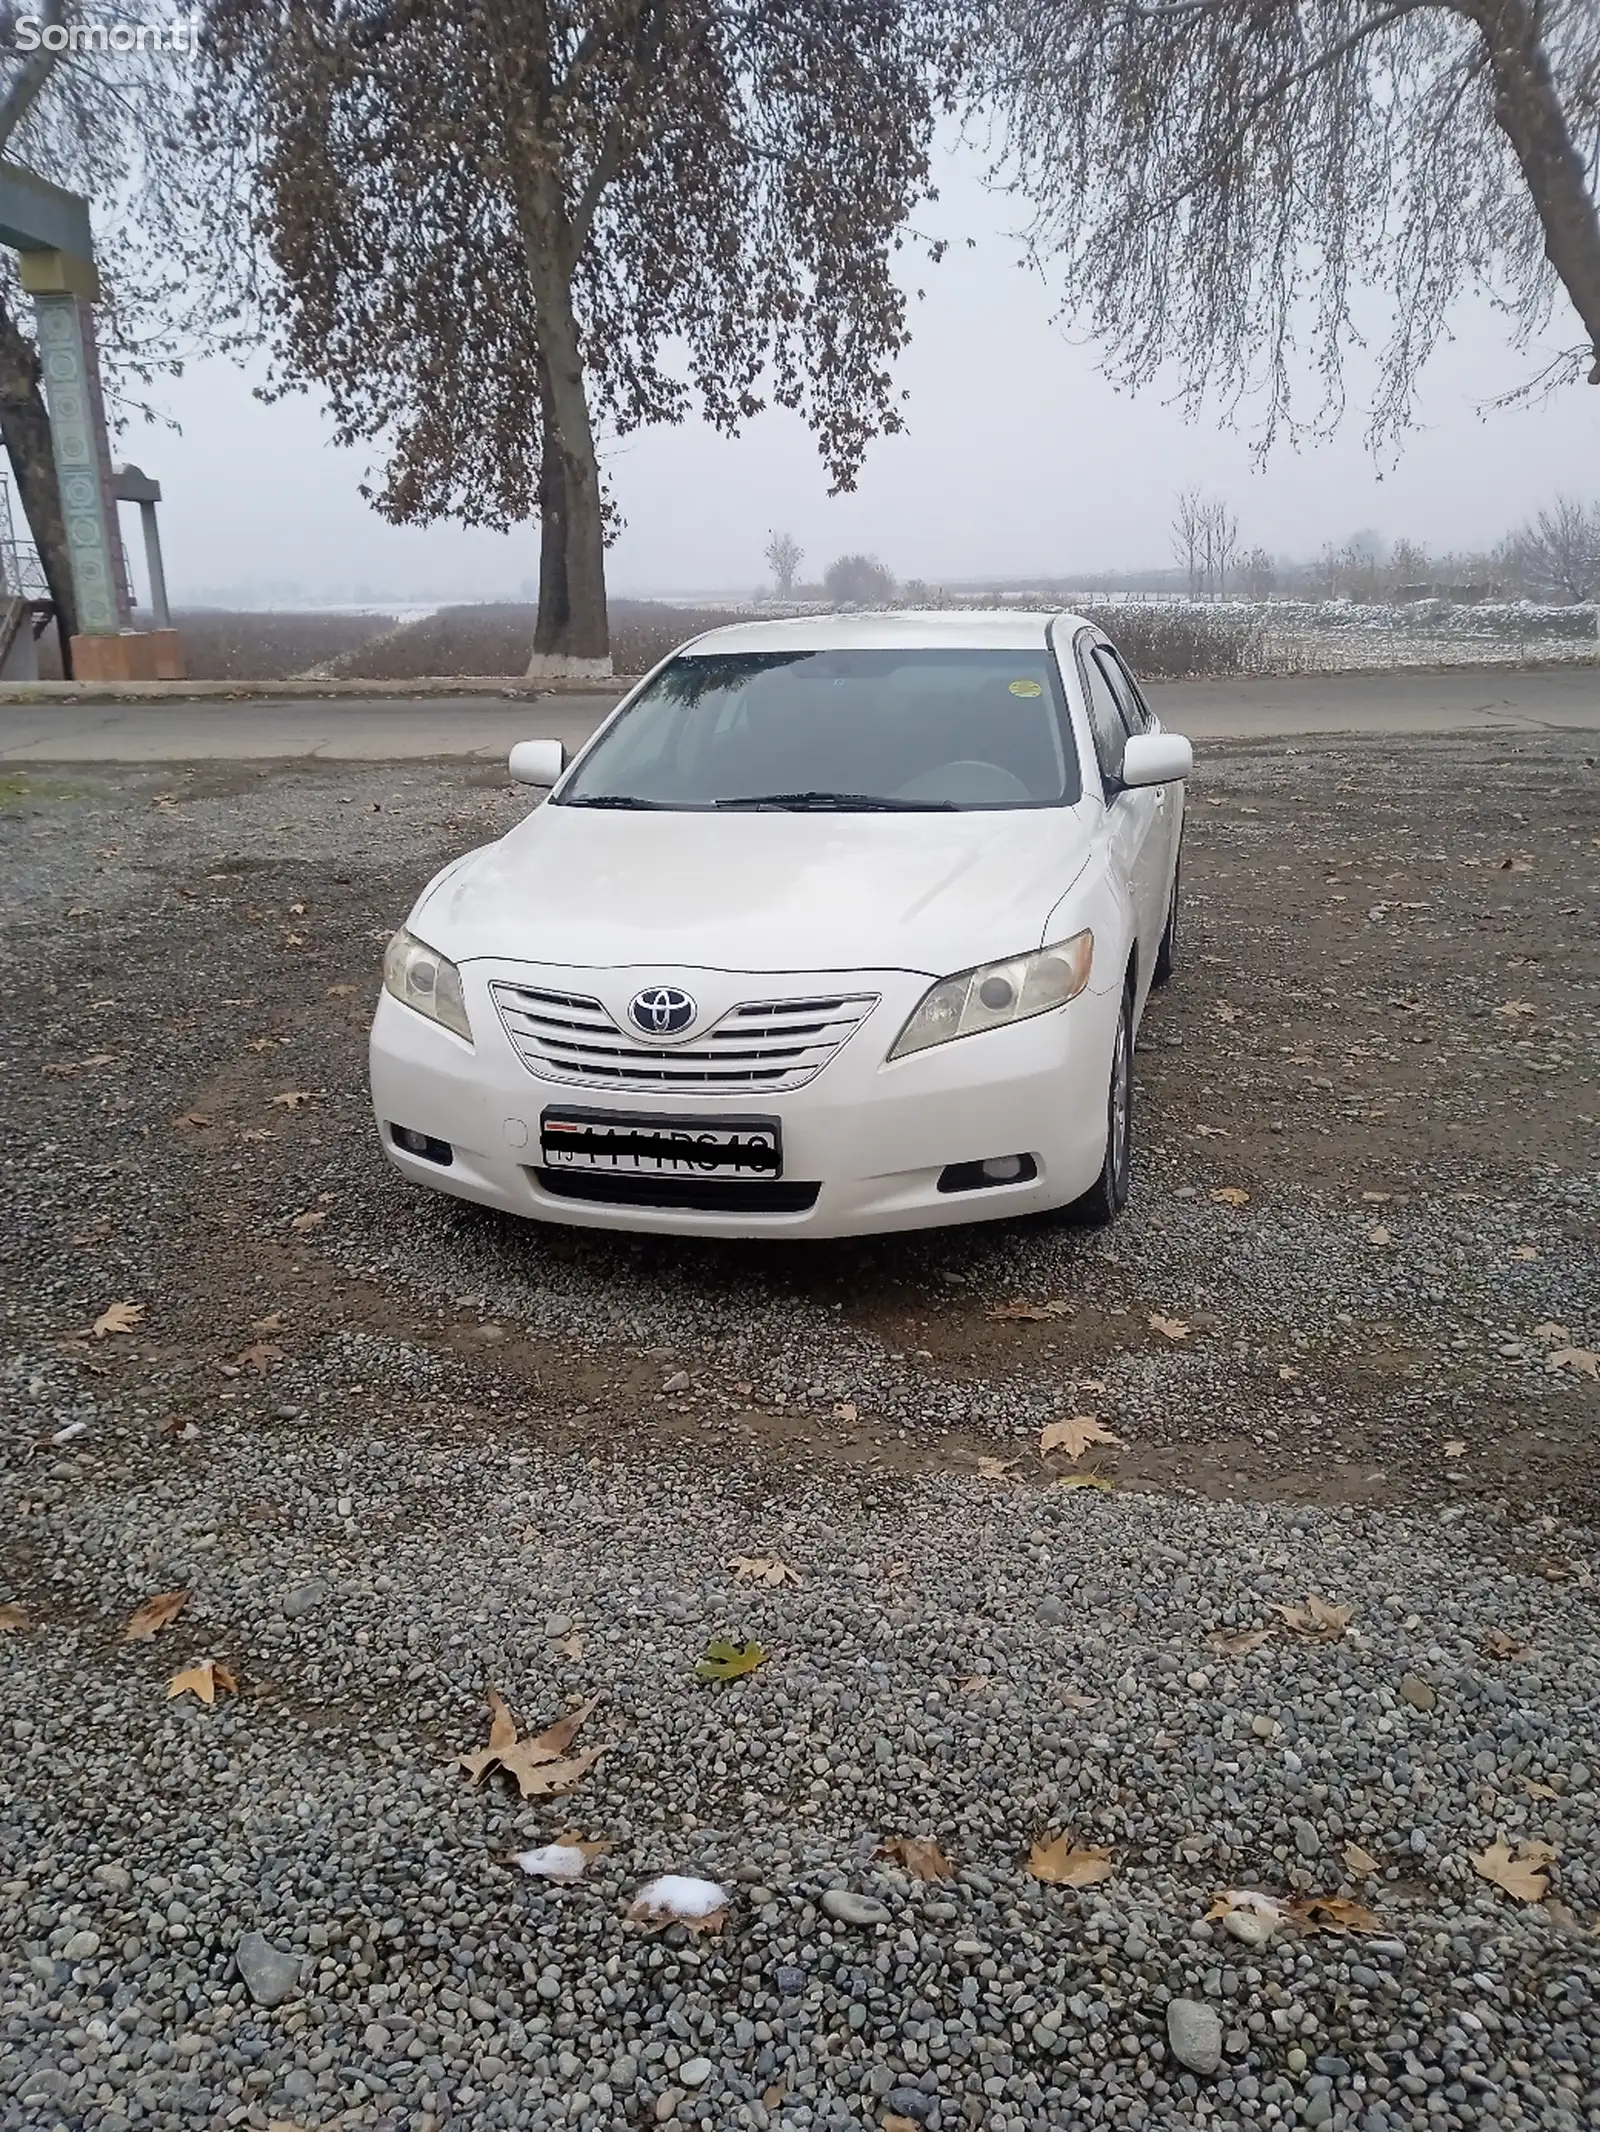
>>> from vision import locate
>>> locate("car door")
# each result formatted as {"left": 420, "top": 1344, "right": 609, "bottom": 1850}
{"left": 1098, "top": 643, "right": 1181, "bottom": 948}
{"left": 1075, "top": 633, "right": 1162, "bottom": 999}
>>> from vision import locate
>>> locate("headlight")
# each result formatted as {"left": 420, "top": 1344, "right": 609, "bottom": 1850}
{"left": 382, "top": 928, "right": 473, "bottom": 1043}
{"left": 889, "top": 931, "right": 1093, "bottom": 1060}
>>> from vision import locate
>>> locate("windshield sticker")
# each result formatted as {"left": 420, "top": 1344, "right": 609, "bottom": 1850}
{"left": 1008, "top": 678, "right": 1043, "bottom": 697}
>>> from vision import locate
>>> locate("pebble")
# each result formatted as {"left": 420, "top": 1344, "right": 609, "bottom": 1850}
{"left": 679, "top": 2056, "right": 713, "bottom": 2088}
{"left": 234, "top": 1931, "right": 303, "bottom": 2008}
{"left": 1400, "top": 1672, "right": 1437, "bottom": 1711}
{"left": 822, "top": 1889, "right": 890, "bottom": 1926}
{"left": 1167, "top": 1997, "right": 1224, "bottom": 2075}
{"left": 280, "top": 1577, "right": 330, "bottom": 1618}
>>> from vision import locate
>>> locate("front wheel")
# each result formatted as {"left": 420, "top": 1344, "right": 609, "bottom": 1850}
{"left": 1074, "top": 980, "right": 1133, "bottom": 1226}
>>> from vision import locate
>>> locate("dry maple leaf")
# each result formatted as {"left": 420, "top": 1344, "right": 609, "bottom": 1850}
{"left": 1473, "top": 1839, "right": 1557, "bottom": 1903}
{"left": 1207, "top": 1626, "right": 1274, "bottom": 1658}
{"left": 1545, "top": 1347, "right": 1599, "bottom": 1380}
{"left": 1495, "top": 999, "right": 1537, "bottom": 1018}
{"left": 1288, "top": 1894, "right": 1382, "bottom": 1935}
{"left": 1441, "top": 1439, "right": 1467, "bottom": 1459}
{"left": 122, "top": 1588, "right": 191, "bottom": 1642}
{"left": 1481, "top": 1629, "right": 1531, "bottom": 1661}
{"left": 253, "top": 1312, "right": 287, "bottom": 1335}
{"left": 1342, "top": 1843, "right": 1382, "bottom": 1878}
{"left": 833, "top": 1401, "right": 858, "bottom": 1422}
{"left": 269, "top": 1090, "right": 313, "bottom": 1109}
{"left": 0, "top": 1603, "right": 29, "bottom": 1633}
{"left": 172, "top": 1111, "right": 211, "bottom": 1131}
{"left": 289, "top": 1209, "right": 327, "bottom": 1233}
{"left": 727, "top": 1555, "right": 800, "bottom": 1587}
{"left": 1367, "top": 1225, "right": 1392, "bottom": 1247}
{"left": 878, "top": 1836, "right": 954, "bottom": 1882}
{"left": 1508, "top": 1243, "right": 1539, "bottom": 1261}
{"left": 1277, "top": 1364, "right": 1302, "bottom": 1382}
{"left": 93, "top": 1300, "right": 145, "bottom": 1338}
{"left": 235, "top": 1342, "right": 284, "bottom": 1374}
{"left": 327, "top": 983, "right": 355, "bottom": 998}
{"left": 1531, "top": 1321, "right": 1569, "bottom": 1345}
{"left": 1148, "top": 1313, "right": 1192, "bottom": 1340}
{"left": 1040, "top": 1414, "right": 1123, "bottom": 1461}
{"left": 459, "top": 1689, "right": 605, "bottom": 1799}
{"left": 168, "top": 1659, "right": 238, "bottom": 1705}
{"left": 1523, "top": 1779, "right": 1560, "bottom": 1801}
{"left": 1272, "top": 1594, "right": 1353, "bottom": 1641}
{"left": 975, "top": 1455, "right": 1019, "bottom": 1481}
{"left": 1028, "top": 1833, "right": 1116, "bottom": 1888}
{"left": 1210, "top": 1186, "right": 1251, "bottom": 1206}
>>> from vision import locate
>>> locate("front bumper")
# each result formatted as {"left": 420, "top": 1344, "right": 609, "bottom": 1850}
{"left": 368, "top": 960, "right": 1119, "bottom": 1239}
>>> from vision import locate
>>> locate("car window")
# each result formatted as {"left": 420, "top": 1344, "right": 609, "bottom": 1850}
{"left": 1097, "top": 646, "right": 1151, "bottom": 734}
{"left": 557, "top": 648, "right": 1083, "bottom": 811}
{"left": 1077, "top": 641, "right": 1129, "bottom": 789}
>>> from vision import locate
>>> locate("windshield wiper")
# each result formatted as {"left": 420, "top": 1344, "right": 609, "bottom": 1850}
{"left": 560, "top": 793, "right": 670, "bottom": 809}
{"left": 714, "top": 790, "right": 956, "bottom": 811}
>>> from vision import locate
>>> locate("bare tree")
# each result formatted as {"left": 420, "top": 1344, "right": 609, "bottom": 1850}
{"left": 202, "top": 2, "right": 958, "bottom": 675}
{"left": 1200, "top": 499, "right": 1240, "bottom": 599}
{"left": 1241, "top": 545, "right": 1276, "bottom": 599}
{"left": 1171, "top": 489, "right": 1204, "bottom": 598}
{"left": 987, "top": 2, "right": 1600, "bottom": 446}
{"left": 1511, "top": 495, "right": 1600, "bottom": 599}
{"left": 764, "top": 530, "right": 803, "bottom": 601}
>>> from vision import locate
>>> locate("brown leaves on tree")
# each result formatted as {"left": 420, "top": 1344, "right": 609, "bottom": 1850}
{"left": 459, "top": 1688, "right": 604, "bottom": 1798}
{"left": 727, "top": 1556, "right": 800, "bottom": 1586}
{"left": 1472, "top": 1839, "right": 1557, "bottom": 1903}
{"left": 1272, "top": 1594, "right": 1353, "bottom": 1641}
{"left": 1040, "top": 1415, "right": 1122, "bottom": 1462}
{"left": 122, "top": 1589, "right": 190, "bottom": 1642}
{"left": 1028, "top": 1833, "right": 1116, "bottom": 1887}
{"left": 168, "top": 1659, "right": 238, "bottom": 1705}
{"left": 93, "top": 1301, "right": 145, "bottom": 1338}
{"left": 878, "top": 1836, "right": 954, "bottom": 1882}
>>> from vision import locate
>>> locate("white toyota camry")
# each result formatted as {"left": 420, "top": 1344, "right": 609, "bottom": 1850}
{"left": 370, "top": 611, "right": 1191, "bottom": 1238}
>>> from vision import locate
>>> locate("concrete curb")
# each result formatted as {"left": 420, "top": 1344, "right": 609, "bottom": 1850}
{"left": 0, "top": 674, "right": 642, "bottom": 706}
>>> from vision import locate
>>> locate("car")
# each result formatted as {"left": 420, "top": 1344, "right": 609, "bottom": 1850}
{"left": 369, "top": 610, "right": 1191, "bottom": 1238}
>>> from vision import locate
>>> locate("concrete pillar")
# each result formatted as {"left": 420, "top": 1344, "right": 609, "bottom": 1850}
{"left": 23, "top": 248, "right": 132, "bottom": 635}
{"left": 137, "top": 498, "right": 170, "bottom": 629}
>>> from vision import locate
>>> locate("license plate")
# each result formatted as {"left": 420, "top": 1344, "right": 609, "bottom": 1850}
{"left": 540, "top": 1108, "right": 781, "bottom": 1177}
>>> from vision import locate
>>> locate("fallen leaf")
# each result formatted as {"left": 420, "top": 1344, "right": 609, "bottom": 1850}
{"left": 1277, "top": 1363, "right": 1302, "bottom": 1382}
{"left": 253, "top": 1312, "right": 287, "bottom": 1335}
{"left": 1288, "top": 1893, "right": 1383, "bottom": 1935}
{"left": 172, "top": 1111, "right": 211, "bottom": 1130}
{"left": 1508, "top": 1243, "right": 1539, "bottom": 1261}
{"left": 1361, "top": 1190, "right": 1392, "bottom": 1204}
{"left": 1495, "top": 999, "right": 1536, "bottom": 1018}
{"left": 884, "top": 2118, "right": 920, "bottom": 2132}
{"left": 975, "top": 1455, "right": 1019, "bottom": 1481}
{"left": 288, "top": 1209, "right": 327, "bottom": 1233}
{"left": 0, "top": 1603, "right": 29, "bottom": 1633}
{"left": 1342, "top": 1843, "right": 1381, "bottom": 1878}
{"left": 1523, "top": 1779, "right": 1560, "bottom": 1801}
{"left": 1481, "top": 1628, "right": 1531, "bottom": 1660}
{"left": 1214, "top": 1003, "right": 1240, "bottom": 1024}
{"left": 327, "top": 983, "right": 355, "bottom": 997}
{"left": 1205, "top": 1888, "right": 1288, "bottom": 1923}
{"left": 878, "top": 1836, "right": 954, "bottom": 1882}
{"left": 1192, "top": 1123, "right": 1229, "bottom": 1138}
{"left": 269, "top": 1090, "right": 313, "bottom": 1109}
{"left": 1545, "top": 1347, "right": 1598, "bottom": 1379}
{"left": 458, "top": 1688, "right": 604, "bottom": 1798}
{"left": 1028, "top": 1833, "right": 1116, "bottom": 1887}
{"left": 1531, "top": 1321, "right": 1569, "bottom": 1344}
{"left": 833, "top": 1401, "right": 858, "bottom": 1422}
{"left": 1441, "top": 1439, "right": 1467, "bottom": 1459}
{"left": 1210, "top": 1186, "right": 1251, "bottom": 1206}
{"left": 235, "top": 1342, "right": 283, "bottom": 1374}
{"left": 239, "top": 1127, "right": 273, "bottom": 1144}
{"left": 1473, "top": 1839, "right": 1557, "bottom": 1903}
{"left": 727, "top": 1555, "right": 800, "bottom": 1587}
{"left": 556, "top": 1630, "right": 587, "bottom": 1660}
{"left": 628, "top": 1873, "right": 728, "bottom": 1932}
{"left": 1147, "top": 1313, "right": 1192, "bottom": 1340}
{"left": 1054, "top": 1474, "right": 1115, "bottom": 1493}
{"left": 695, "top": 1636, "right": 768, "bottom": 1682}
{"left": 122, "top": 1588, "right": 190, "bottom": 1642}
{"left": 1272, "top": 1594, "right": 1354, "bottom": 1640}
{"left": 1207, "top": 1626, "right": 1274, "bottom": 1657}
{"left": 93, "top": 1300, "right": 145, "bottom": 1338}
{"left": 511, "top": 1835, "right": 609, "bottom": 1882}
{"left": 956, "top": 1674, "right": 990, "bottom": 1695}
{"left": 1040, "top": 1415, "right": 1123, "bottom": 1461}
{"left": 989, "top": 1298, "right": 1071, "bottom": 1321}
{"left": 168, "top": 1658, "right": 238, "bottom": 1705}
{"left": 1366, "top": 1225, "right": 1392, "bottom": 1247}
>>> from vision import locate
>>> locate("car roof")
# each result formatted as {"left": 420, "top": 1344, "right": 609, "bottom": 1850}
{"left": 676, "top": 609, "right": 1098, "bottom": 656}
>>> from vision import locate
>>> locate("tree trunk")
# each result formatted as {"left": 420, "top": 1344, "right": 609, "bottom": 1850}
{"left": 0, "top": 290, "right": 78, "bottom": 673}
{"left": 1466, "top": 0, "right": 1600, "bottom": 384}
{"left": 525, "top": 276, "right": 611, "bottom": 677}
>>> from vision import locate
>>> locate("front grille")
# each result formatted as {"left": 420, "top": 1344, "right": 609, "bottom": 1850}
{"left": 491, "top": 982, "right": 879, "bottom": 1094}
{"left": 535, "top": 1167, "right": 821, "bottom": 1214}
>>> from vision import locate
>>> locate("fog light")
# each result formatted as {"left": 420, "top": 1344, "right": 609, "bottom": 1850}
{"left": 390, "top": 1124, "right": 453, "bottom": 1166}
{"left": 937, "top": 1153, "right": 1039, "bottom": 1195}
{"left": 981, "top": 1154, "right": 1023, "bottom": 1182}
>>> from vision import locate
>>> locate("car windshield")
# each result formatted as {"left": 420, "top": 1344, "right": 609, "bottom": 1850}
{"left": 555, "top": 648, "right": 1081, "bottom": 811}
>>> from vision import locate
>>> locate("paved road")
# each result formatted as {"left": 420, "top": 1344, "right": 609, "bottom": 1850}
{"left": 1, "top": 665, "right": 1595, "bottom": 762}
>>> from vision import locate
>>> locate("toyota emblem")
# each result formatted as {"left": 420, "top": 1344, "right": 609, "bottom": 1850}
{"left": 628, "top": 985, "right": 697, "bottom": 1037}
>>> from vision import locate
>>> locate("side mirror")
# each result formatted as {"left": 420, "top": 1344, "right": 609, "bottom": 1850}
{"left": 509, "top": 738, "right": 567, "bottom": 787}
{"left": 1120, "top": 732, "right": 1193, "bottom": 789}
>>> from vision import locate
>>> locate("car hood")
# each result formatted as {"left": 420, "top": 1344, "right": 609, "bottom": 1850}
{"left": 413, "top": 804, "right": 1095, "bottom": 976}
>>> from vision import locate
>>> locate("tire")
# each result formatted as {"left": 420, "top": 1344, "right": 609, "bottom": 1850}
{"left": 1152, "top": 845, "right": 1180, "bottom": 986}
{"left": 1074, "top": 978, "right": 1134, "bottom": 1226}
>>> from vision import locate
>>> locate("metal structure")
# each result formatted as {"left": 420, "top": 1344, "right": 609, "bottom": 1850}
{"left": 113, "top": 462, "right": 170, "bottom": 628}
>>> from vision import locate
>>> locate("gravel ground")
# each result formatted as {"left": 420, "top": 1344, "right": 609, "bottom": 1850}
{"left": 1, "top": 734, "right": 1596, "bottom": 2132}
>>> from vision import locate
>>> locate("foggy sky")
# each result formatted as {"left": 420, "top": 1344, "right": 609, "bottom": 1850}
{"left": 114, "top": 140, "right": 1599, "bottom": 610}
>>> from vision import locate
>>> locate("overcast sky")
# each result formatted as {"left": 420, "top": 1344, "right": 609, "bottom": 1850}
{"left": 114, "top": 135, "right": 1597, "bottom": 610}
